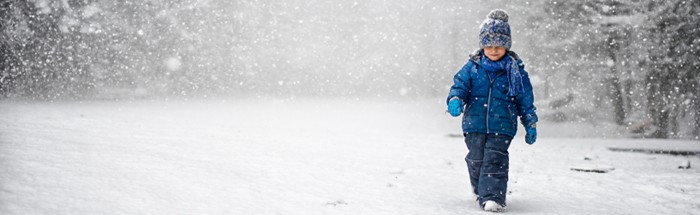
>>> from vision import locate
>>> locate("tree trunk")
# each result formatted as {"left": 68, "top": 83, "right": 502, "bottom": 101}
{"left": 655, "top": 109, "right": 669, "bottom": 139}
{"left": 694, "top": 81, "right": 700, "bottom": 139}
{"left": 609, "top": 76, "right": 626, "bottom": 125}
{"left": 606, "top": 41, "right": 626, "bottom": 125}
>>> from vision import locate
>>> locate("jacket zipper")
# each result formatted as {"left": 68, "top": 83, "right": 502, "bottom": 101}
{"left": 485, "top": 67, "right": 508, "bottom": 134}
{"left": 486, "top": 71, "right": 494, "bottom": 134}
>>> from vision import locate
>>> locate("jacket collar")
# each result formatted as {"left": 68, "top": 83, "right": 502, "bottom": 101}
{"left": 469, "top": 49, "right": 522, "bottom": 65}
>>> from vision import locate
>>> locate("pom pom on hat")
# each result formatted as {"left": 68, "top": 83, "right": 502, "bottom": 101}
{"left": 479, "top": 9, "right": 512, "bottom": 49}
{"left": 487, "top": 9, "right": 509, "bottom": 22}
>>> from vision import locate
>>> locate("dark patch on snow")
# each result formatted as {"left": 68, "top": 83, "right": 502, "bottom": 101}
{"left": 446, "top": 133, "right": 463, "bottom": 138}
{"left": 570, "top": 167, "right": 613, "bottom": 173}
{"left": 325, "top": 200, "right": 348, "bottom": 207}
{"left": 570, "top": 164, "right": 615, "bottom": 173}
{"left": 608, "top": 147, "right": 699, "bottom": 156}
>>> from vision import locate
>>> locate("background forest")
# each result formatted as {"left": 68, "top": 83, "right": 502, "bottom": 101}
{"left": 1, "top": 0, "right": 699, "bottom": 139}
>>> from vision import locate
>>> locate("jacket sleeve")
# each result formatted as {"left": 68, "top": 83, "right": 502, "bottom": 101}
{"left": 515, "top": 67, "right": 538, "bottom": 128}
{"left": 446, "top": 62, "right": 472, "bottom": 105}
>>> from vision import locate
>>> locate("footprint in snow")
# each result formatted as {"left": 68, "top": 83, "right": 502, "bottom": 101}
{"left": 325, "top": 200, "right": 348, "bottom": 207}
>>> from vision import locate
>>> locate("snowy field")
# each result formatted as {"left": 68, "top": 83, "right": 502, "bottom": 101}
{"left": 1, "top": 98, "right": 699, "bottom": 215}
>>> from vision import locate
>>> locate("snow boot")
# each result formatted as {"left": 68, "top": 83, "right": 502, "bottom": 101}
{"left": 482, "top": 200, "right": 505, "bottom": 212}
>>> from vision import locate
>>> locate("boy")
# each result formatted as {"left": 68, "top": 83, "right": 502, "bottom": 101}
{"left": 446, "top": 9, "right": 538, "bottom": 212}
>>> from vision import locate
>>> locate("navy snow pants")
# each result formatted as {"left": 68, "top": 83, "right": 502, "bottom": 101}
{"left": 464, "top": 132, "right": 512, "bottom": 206}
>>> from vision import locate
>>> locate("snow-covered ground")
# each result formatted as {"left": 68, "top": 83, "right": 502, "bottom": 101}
{"left": 1, "top": 98, "right": 699, "bottom": 214}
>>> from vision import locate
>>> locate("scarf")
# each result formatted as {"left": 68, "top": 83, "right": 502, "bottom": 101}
{"left": 480, "top": 52, "right": 524, "bottom": 96}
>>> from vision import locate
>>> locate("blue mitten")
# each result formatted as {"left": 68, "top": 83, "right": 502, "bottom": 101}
{"left": 448, "top": 99, "right": 463, "bottom": 117}
{"left": 525, "top": 125, "right": 537, "bottom": 145}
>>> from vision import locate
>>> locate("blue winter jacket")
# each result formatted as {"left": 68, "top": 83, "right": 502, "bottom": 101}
{"left": 447, "top": 49, "right": 538, "bottom": 137}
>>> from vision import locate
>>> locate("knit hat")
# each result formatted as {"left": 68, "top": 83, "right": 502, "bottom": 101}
{"left": 479, "top": 9, "right": 512, "bottom": 49}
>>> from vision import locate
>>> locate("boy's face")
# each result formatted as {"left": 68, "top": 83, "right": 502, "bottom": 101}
{"left": 484, "top": 46, "right": 507, "bottom": 61}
